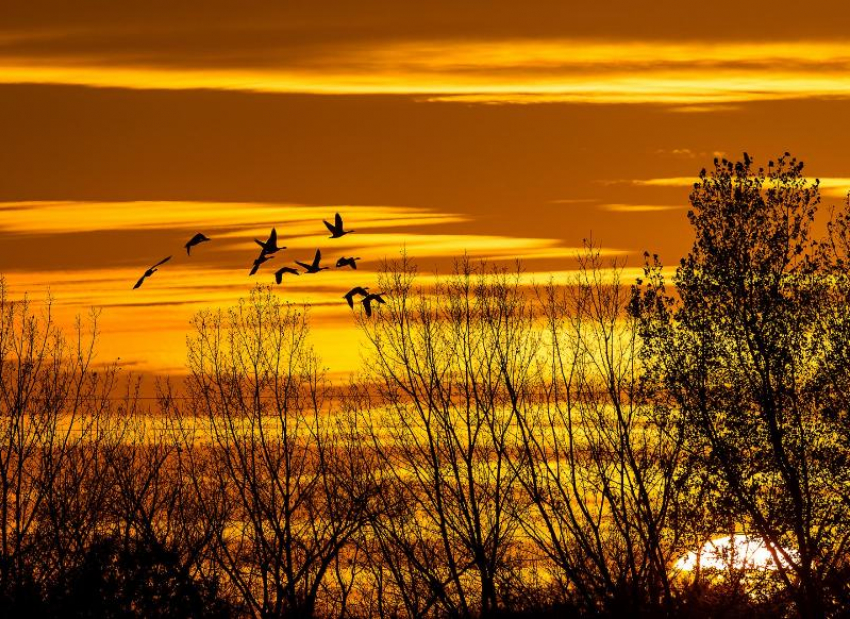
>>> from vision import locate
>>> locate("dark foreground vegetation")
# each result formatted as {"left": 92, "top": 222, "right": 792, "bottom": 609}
{"left": 1, "top": 154, "right": 849, "bottom": 618}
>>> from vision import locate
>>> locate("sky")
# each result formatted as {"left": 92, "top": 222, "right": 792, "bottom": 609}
{"left": 3, "top": 1, "right": 850, "bottom": 376}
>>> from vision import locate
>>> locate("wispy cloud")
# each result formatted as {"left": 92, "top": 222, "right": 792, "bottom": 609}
{"left": 598, "top": 203, "right": 683, "bottom": 213}
{"left": 626, "top": 176, "right": 850, "bottom": 198}
{"left": 0, "top": 201, "right": 467, "bottom": 235}
{"left": 548, "top": 199, "right": 683, "bottom": 212}
{"left": 3, "top": 40, "right": 850, "bottom": 105}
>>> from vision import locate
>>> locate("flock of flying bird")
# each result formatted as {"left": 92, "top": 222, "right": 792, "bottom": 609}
{"left": 132, "top": 213, "right": 387, "bottom": 317}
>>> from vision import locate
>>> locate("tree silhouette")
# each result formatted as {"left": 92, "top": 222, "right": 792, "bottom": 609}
{"left": 182, "top": 288, "right": 372, "bottom": 619}
{"left": 632, "top": 154, "right": 850, "bottom": 618}
{"left": 355, "top": 256, "right": 526, "bottom": 618}
{"left": 511, "top": 243, "right": 688, "bottom": 617}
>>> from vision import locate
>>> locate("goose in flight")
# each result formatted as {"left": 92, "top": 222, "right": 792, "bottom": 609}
{"left": 362, "top": 292, "right": 386, "bottom": 317}
{"left": 133, "top": 256, "right": 172, "bottom": 289}
{"left": 323, "top": 213, "right": 354, "bottom": 239}
{"left": 274, "top": 266, "right": 301, "bottom": 284}
{"left": 184, "top": 233, "right": 210, "bottom": 255}
{"left": 295, "top": 249, "right": 328, "bottom": 274}
{"left": 343, "top": 286, "right": 370, "bottom": 308}
{"left": 255, "top": 227, "right": 285, "bottom": 256}
{"left": 336, "top": 256, "right": 360, "bottom": 269}
{"left": 249, "top": 253, "right": 273, "bottom": 276}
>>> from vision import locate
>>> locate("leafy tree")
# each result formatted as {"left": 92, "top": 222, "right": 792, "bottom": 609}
{"left": 632, "top": 154, "right": 850, "bottom": 618}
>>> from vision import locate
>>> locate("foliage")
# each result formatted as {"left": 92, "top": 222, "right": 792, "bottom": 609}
{"left": 631, "top": 154, "right": 850, "bottom": 618}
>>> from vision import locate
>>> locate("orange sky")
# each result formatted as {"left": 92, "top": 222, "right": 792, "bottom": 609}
{"left": 3, "top": 1, "right": 850, "bottom": 375}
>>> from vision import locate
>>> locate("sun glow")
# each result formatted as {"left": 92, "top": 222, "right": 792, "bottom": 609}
{"left": 675, "top": 534, "right": 796, "bottom": 573}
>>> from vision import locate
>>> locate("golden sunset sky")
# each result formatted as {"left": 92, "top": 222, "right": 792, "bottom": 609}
{"left": 3, "top": 0, "right": 850, "bottom": 376}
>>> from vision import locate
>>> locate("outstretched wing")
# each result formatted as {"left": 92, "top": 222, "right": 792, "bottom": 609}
{"left": 313, "top": 249, "right": 322, "bottom": 267}
{"left": 185, "top": 233, "right": 198, "bottom": 254}
{"left": 294, "top": 261, "right": 310, "bottom": 271}
{"left": 335, "top": 212, "right": 343, "bottom": 229}
{"left": 268, "top": 227, "right": 277, "bottom": 247}
{"left": 133, "top": 274, "right": 146, "bottom": 289}
{"left": 152, "top": 255, "right": 172, "bottom": 269}
{"left": 275, "top": 270, "right": 283, "bottom": 284}
{"left": 363, "top": 298, "right": 372, "bottom": 317}
{"left": 323, "top": 219, "right": 336, "bottom": 234}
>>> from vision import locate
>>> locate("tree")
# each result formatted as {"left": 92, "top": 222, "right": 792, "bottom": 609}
{"left": 356, "top": 256, "right": 528, "bottom": 618}
{"left": 631, "top": 154, "right": 850, "bottom": 618}
{"left": 511, "top": 243, "right": 688, "bottom": 617}
{"left": 183, "top": 287, "right": 371, "bottom": 619}
{"left": 0, "top": 278, "right": 117, "bottom": 613}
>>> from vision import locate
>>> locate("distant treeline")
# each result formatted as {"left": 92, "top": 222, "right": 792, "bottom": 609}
{"left": 0, "top": 154, "right": 848, "bottom": 619}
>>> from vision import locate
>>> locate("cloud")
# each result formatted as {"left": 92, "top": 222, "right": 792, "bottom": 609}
{"left": 627, "top": 177, "right": 701, "bottom": 188}
{"left": 598, "top": 203, "right": 682, "bottom": 213}
{"left": 0, "top": 201, "right": 467, "bottom": 235}
{"left": 549, "top": 198, "right": 683, "bottom": 212}
{"left": 3, "top": 40, "right": 850, "bottom": 105}
{"left": 626, "top": 176, "right": 850, "bottom": 198}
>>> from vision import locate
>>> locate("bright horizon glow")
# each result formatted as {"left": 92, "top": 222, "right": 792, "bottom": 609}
{"left": 675, "top": 534, "right": 796, "bottom": 573}
{"left": 0, "top": 200, "right": 636, "bottom": 374}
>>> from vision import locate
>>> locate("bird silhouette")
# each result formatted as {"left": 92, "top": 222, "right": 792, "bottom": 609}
{"left": 133, "top": 256, "right": 172, "bottom": 289}
{"left": 255, "top": 227, "right": 285, "bottom": 255}
{"left": 184, "top": 233, "right": 210, "bottom": 255}
{"left": 323, "top": 213, "right": 354, "bottom": 238}
{"left": 295, "top": 249, "right": 328, "bottom": 274}
{"left": 274, "top": 266, "right": 301, "bottom": 284}
{"left": 343, "top": 286, "right": 370, "bottom": 308}
{"left": 362, "top": 292, "right": 386, "bottom": 317}
{"left": 336, "top": 256, "right": 360, "bottom": 269}
{"left": 249, "top": 253, "right": 273, "bottom": 275}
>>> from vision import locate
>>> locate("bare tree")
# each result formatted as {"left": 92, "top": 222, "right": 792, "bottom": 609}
{"left": 356, "top": 256, "right": 529, "bottom": 618}
{"left": 183, "top": 287, "right": 371, "bottom": 619}
{"left": 506, "top": 244, "right": 689, "bottom": 616}
{"left": 0, "top": 278, "right": 119, "bottom": 611}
